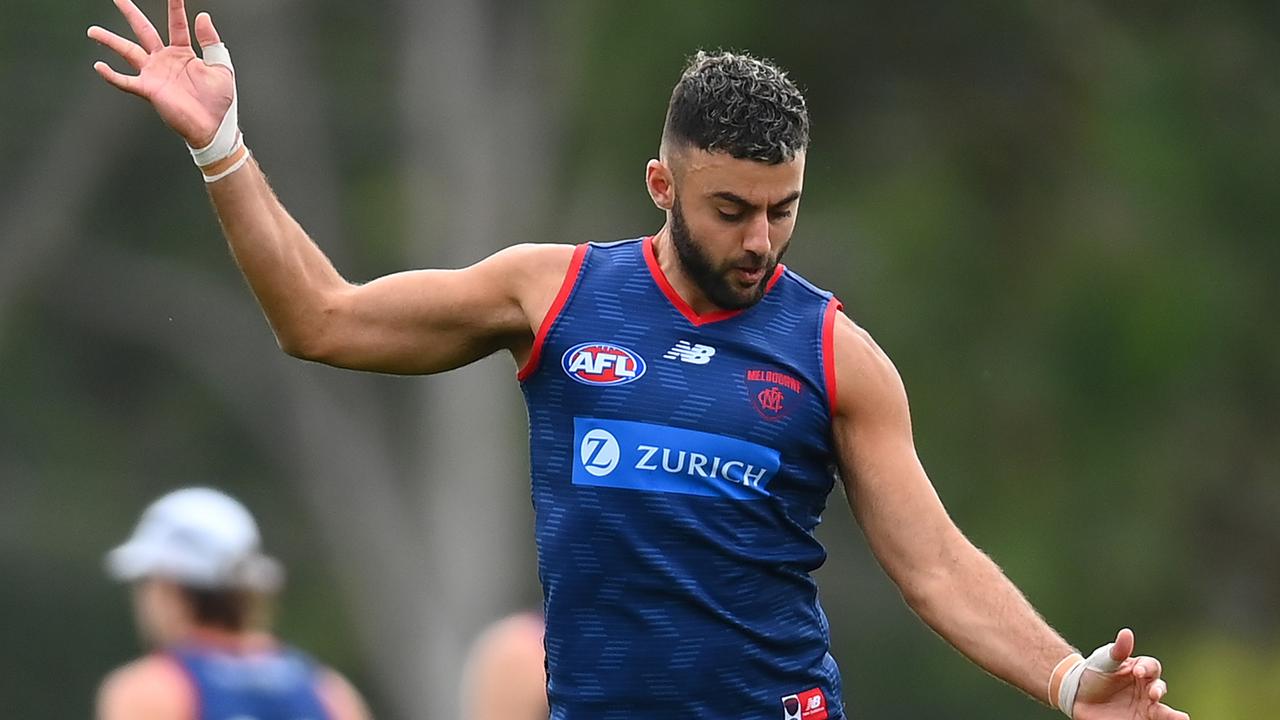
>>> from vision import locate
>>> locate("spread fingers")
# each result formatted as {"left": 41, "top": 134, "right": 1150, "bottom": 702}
{"left": 87, "top": 25, "right": 148, "bottom": 69}
{"left": 92, "top": 60, "right": 142, "bottom": 97}
{"left": 111, "top": 0, "right": 164, "bottom": 53}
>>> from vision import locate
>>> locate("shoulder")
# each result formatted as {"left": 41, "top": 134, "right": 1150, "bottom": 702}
{"left": 491, "top": 242, "right": 578, "bottom": 266}
{"left": 468, "top": 612, "right": 545, "bottom": 667}
{"left": 483, "top": 243, "right": 579, "bottom": 287}
{"left": 778, "top": 265, "right": 833, "bottom": 302}
{"left": 830, "top": 310, "right": 910, "bottom": 422}
{"left": 316, "top": 666, "right": 374, "bottom": 720}
{"left": 96, "top": 655, "right": 194, "bottom": 720}
{"left": 474, "top": 243, "right": 580, "bottom": 315}
{"left": 460, "top": 613, "right": 548, "bottom": 719}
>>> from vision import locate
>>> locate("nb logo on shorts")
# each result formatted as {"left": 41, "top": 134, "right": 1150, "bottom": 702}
{"left": 780, "top": 687, "right": 827, "bottom": 720}
{"left": 663, "top": 340, "right": 716, "bottom": 365}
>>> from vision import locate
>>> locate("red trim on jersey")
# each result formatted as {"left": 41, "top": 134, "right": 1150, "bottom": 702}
{"left": 517, "top": 244, "right": 590, "bottom": 382}
{"left": 642, "top": 235, "right": 784, "bottom": 327}
{"left": 822, "top": 297, "right": 843, "bottom": 416}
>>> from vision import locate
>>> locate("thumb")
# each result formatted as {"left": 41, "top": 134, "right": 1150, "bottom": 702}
{"left": 194, "top": 12, "right": 221, "bottom": 48}
{"left": 1110, "top": 628, "right": 1135, "bottom": 664}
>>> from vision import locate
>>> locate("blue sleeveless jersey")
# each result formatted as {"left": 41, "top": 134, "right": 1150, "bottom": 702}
{"left": 168, "top": 642, "right": 331, "bottom": 720}
{"left": 520, "top": 236, "right": 846, "bottom": 720}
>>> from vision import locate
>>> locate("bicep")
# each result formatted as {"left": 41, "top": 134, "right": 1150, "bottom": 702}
{"left": 831, "top": 316, "right": 964, "bottom": 589}
{"left": 311, "top": 244, "right": 573, "bottom": 374}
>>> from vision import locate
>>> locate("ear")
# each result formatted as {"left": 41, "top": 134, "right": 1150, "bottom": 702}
{"left": 645, "top": 159, "right": 675, "bottom": 211}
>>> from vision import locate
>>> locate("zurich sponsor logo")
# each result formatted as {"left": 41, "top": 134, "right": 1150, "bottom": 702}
{"left": 561, "top": 342, "right": 646, "bottom": 386}
{"left": 572, "top": 418, "right": 780, "bottom": 499}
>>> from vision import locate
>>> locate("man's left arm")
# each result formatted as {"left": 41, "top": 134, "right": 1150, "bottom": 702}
{"left": 828, "top": 312, "right": 1188, "bottom": 719}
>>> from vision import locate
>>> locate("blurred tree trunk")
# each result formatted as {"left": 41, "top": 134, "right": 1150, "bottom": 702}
{"left": 0, "top": 81, "right": 137, "bottom": 344}
{"left": 225, "top": 2, "right": 433, "bottom": 717}
{"left": 399, "top": 0, "right": 567, "bottom": 714}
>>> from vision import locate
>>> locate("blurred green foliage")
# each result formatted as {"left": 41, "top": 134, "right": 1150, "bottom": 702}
{"left": 2, "top": 1, "right": 1277, "bottom": 718}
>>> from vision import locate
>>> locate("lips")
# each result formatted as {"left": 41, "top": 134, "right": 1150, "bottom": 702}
{"left": 733, "top": 266, "right": 766, "bottom": 284}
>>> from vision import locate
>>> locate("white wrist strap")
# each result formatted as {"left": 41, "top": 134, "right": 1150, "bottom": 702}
{"left": 187, "top": 42, "right": 241, "bottom": 168}
{"left": 1055, "top": 642, "right": 1122, "bottom": 717}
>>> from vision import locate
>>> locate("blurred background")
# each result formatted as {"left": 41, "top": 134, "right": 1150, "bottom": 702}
{"left": 2, "top": 0, "right": 1277, "bottom": 717}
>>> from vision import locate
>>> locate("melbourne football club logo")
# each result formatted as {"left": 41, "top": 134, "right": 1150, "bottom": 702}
{"left": 746, "top": 368, "right": 804, "bottom": 421}
{"left": 561, "top": 342, "right": 646, "bottom": 386}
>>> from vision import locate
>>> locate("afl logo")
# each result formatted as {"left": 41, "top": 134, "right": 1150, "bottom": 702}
{"left": 561, "top": 342, "right": 646, "bottom": 386}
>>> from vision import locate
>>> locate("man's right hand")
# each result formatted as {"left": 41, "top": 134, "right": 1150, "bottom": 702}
{"left": 88, "top": 0, "right": 233, "bottom": 149}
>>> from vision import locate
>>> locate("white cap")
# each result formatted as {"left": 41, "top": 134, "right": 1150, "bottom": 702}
{"left": 105, "top": 487, "right": 283, "bottom": 592}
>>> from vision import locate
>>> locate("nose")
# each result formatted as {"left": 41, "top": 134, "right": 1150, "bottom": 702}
{"left": 742, "top": 212, "right": 771, "bottom": 256}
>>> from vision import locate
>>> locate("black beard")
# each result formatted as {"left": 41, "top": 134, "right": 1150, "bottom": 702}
{"left": 670, "top": 198, "right": 779, "bottom": 311}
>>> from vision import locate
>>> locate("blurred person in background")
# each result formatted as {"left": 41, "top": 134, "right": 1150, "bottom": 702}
{"left": 98, "top": 487, "right": 372, "bottom": 720}
{"left": 460, "top": 612, "right": 549, "bottom": 720}
{"left": 88, "top": 0, "right": 1190, "bottom": 718}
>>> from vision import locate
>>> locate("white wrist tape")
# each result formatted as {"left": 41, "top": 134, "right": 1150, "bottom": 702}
{"left": 202, "top": 145, "right": 251, "bottom": 183}
{"left": 1056, "top": 642, "right": 1122, "bottom": 717}
{"left": 187, "top": 42, "right": 241, "bottom": 167}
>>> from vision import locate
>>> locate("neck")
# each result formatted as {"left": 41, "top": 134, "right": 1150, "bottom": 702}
{"left": 650, "top": 225, "right": 721, "bottom": 315}
{"left": 174, "top": 625, "right": 272, "bottom": 651}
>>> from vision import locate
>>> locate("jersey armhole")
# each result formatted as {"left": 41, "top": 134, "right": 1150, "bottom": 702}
{"left": 517, "top": 243, "right": 590, "bottom": 382}
{"left": 821, "top": 296, "right": 843, "bottom": 416}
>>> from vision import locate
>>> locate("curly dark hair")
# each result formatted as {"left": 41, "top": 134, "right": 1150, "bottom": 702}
{"left": 662, "top": 50, "right": 809, "bottom": 164}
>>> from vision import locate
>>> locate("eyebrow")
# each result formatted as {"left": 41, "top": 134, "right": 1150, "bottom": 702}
{"left": 710, "top": 190, "right": 802, "bottom": 210}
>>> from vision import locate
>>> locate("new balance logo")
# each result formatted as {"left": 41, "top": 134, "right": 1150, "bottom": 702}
{"left": 780, "top": 688, "right": 827, "bottom": 720}
{"left": 663, "top": 340, "right": 716, "bottom": 365}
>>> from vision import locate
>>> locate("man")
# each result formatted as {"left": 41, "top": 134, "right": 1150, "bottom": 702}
{"left": 98, "top": 487, "right": 372, "bottom": 720}
{"left": 460, "top": 612, "right": 550, "bottom": 720}
{"left": 88, "top": 1, "right": 1190, "bottom": 717}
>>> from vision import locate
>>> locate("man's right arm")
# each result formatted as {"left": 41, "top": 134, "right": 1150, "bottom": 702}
{"left": 89, "top": 0, "right": 574, "bottom": 376}
{"left": 205, "top": 159, "right": 571, "bottom": 374}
